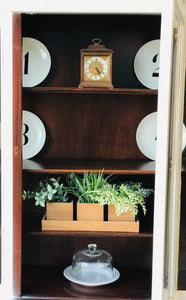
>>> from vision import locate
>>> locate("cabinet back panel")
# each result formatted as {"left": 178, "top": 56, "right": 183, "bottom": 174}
{"left": 22, "top": 234, "right": 153, "bottom": 269}
{"left": 22, "top": 14, "right": 161, "bottom": 88}
{"left": 23, "top": 93, "right": 157, "bottom": 160}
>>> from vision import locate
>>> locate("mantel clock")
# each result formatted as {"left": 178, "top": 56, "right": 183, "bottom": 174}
{"left": 79, "top": 38, "right": 113, "bottom": 88}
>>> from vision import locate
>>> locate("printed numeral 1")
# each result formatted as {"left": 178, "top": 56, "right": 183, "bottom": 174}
{"left": 24, "top": 52, "right": 29, "bottom": 75}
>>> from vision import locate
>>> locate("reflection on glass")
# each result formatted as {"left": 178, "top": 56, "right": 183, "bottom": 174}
{"left": 164, "top": 30, "right": 177, "bottom": 290}
{"left": 164, "top": 28, "right": 186, "bottom": 294}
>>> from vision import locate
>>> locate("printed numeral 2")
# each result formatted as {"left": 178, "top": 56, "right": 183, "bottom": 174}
{"left": 152, "top": 53, "right": 159, "bottom": 78}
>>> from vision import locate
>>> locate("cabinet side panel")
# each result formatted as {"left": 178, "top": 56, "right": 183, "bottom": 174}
{"left": 13, "top": 14, "right": 22, "bottom": 297}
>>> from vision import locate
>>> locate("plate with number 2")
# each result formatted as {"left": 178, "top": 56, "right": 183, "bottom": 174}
{"left": 134, "top": 39, "right": 160, "bottom": 89}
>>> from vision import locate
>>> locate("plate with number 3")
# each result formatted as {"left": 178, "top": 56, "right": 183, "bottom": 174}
{"left": 22, "top": 110, "right": 46, "bottom": 160}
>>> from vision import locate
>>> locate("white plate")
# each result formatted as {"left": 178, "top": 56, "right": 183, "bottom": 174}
{"left": 136, "top": 112, "right": 157, "bottom": 160}
{"left": 136, "top": 112, "right": 186, "bottom": 160}
{"left": 134, "top": 39, "right": 160, "bottom": 89}
{"left": 22, "top": 110, "right": 46, "bottom": 160}
{"left": 63, "top": 265, "right": 120, "bottom": 286}
{"left": 22, "top": 37, "right": 51, "bottom": 87}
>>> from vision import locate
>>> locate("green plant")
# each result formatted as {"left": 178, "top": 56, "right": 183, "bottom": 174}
{"left": 87, "top": 182, "right": 153, "bottom": 216}
{"left": 66, "top": 171, "right": 112, "bottom": 203}
{"left": 22, "top": 177, "right": 69, "bottom": 207}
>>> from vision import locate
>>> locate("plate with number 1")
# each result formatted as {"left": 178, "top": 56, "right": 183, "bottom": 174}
{"left": 22, "top": 37, "right": 51, "bottom": 87}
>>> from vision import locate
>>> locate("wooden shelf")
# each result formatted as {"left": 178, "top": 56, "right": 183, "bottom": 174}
{"left": 23, "top": 86, "right": 158, "bottom": 95}
{"left": 21, "top": 152, "right": 186, "bottom": 176}
{"left": 21, "top": 266, "right": 152, "bottom": 300}
{"left": 25, "top": 229, "right": 153, "bottom": 237}
{"left": 23, "top": 159, "right": 155, "bottom": 175}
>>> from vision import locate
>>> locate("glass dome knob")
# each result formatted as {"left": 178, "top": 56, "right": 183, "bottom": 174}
{"left": 84, "top": 244, "right": 101, "bottom": 257}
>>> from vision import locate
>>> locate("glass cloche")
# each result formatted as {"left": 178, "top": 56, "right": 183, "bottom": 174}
{"left": 63, "top": 243, "right": 120, "bottom": 286}
{"left": 71, "top": 244, "right": 113, "bottom": 283}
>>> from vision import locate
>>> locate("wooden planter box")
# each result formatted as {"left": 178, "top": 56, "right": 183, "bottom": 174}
{"left": 46, "top": 202, "right": 73, "bottom": 220}
{"left": 77, "top": 202, "right": 104, "bottom": 221}
{"left": 42, "top": 202, "right": 139, "bottom": 232}
{"left": 108, "top": 204, "right": 135, "bottom": 222}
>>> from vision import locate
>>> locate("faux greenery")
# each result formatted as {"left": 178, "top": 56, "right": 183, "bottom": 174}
{"left": 22, "top": 177, "right": 69, "bottom": 207}
{"left": 87, "top": 182, "right": 153, "bottom": 216}
{"left": 22, "top": 173, "right": 153, "bottom": 217}
{"left": 66, "top": 171, "right": 112, "bottom": 203}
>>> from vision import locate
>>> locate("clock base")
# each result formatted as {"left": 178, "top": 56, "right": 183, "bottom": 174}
{"left": 79, "top": 82, "right": 113, "bottom": 89}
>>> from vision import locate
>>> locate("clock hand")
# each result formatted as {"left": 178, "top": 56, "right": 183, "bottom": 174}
{"left": 95, "top": 67, "right": 101, "bottom": 75}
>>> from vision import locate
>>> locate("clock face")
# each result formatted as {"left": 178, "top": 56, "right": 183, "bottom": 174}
{"left": 84, "top": 56, "right": 109, "bottom": 81}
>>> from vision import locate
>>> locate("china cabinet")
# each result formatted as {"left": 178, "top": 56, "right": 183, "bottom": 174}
{"left": 16, "top": 13, "right": 158, "bottom": 299}
{"left": 1, "top": 0, "right": 186, "bottom": 299}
